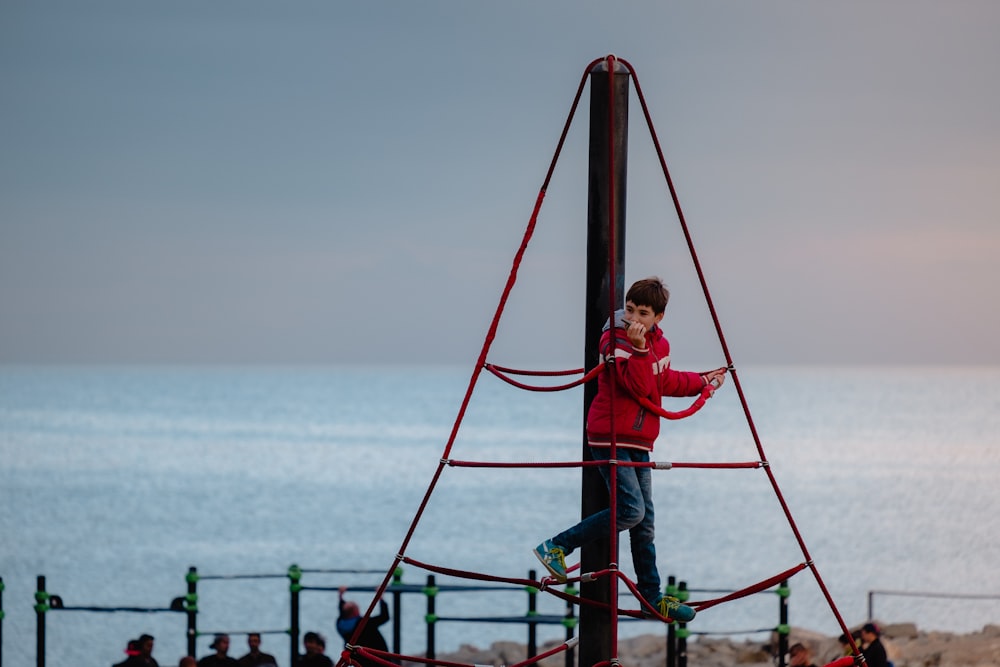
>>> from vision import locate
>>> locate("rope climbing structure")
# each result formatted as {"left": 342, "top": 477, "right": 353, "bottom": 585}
{"left": 335, "top": 55, "right": 866, "bottom": 667}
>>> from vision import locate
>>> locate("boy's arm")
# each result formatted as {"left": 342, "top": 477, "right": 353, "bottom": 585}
{"left": 662, "top": 365, "right": 727, "bottom": 397}
{"left": 661, "top": 366, "right": 707, "bottom": 397}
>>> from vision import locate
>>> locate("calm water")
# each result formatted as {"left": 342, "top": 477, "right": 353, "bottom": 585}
{"left": 1, "top": 365, "right": 999, "bottom": 665}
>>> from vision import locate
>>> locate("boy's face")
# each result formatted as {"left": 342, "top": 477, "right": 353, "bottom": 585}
{"left": 624, "top": 300, "right": 663, "bottom": 330}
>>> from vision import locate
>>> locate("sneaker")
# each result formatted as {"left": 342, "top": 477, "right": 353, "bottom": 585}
{"left": 533, "top": 540, "right": 567, "bottom": 581}
{"left": 647, "top": 595, "right": 696, "bottom": 623}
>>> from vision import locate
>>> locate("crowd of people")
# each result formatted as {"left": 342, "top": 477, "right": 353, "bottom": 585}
{"left": 112, "top": 630, "right": 335, "bottom": 667}
{"left": 116, "top": 617, "right": 892, "bottom": 667}
{"left": 112, "top": 588, "right": 392, "bottom": 667}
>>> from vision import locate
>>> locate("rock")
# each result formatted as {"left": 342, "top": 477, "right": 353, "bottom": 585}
{"left": 883, "top": 622, "right": 919, "bottom": 639}
{"left": 423, "top": 625, "right": 1000, "bottom": 667}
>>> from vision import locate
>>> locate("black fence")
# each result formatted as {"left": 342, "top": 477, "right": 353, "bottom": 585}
{"left": 9, "top": 569, "right": 795, "bottom": 667}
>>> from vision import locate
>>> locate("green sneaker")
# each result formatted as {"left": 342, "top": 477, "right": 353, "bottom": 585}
{"left": 533, "top": 540, "right": 567, "bottom": 581}
{"left": 646, "top": 595, "right": 696, "bottom": 623}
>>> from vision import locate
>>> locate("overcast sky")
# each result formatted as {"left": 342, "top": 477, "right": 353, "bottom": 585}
{"left": 2, "top": 1, "right": 997, "bottom": 367}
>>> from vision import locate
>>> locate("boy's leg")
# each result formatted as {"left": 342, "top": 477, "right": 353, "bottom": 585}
{"left": 627, "top": 450, "right": 696, "bottom": 622}
{"left": 625, "top": 449, "right": 661, "bottom": 605}
{"left": 552, "top": 447, "right": 649, "bottom": 550}
{"left": 542, "top": 449, "right": 649, "bottom": 575}
{"left": 537, "top": 447, "right": 618, "bottom": 578}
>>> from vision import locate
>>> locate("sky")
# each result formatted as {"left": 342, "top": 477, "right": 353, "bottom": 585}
{"left": 2, "top": 1, "right": 998, "bottom": 367}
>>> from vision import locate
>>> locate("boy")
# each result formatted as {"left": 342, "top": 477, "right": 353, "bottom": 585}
{"left": 534, "top": 277, "right": 726, "bottom": 622}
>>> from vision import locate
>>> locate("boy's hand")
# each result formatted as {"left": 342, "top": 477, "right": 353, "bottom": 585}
{"left": 623, "top": 319, "right": 647, "bottom": 349}
{"left": 701, "top": 367, "right": 728, "bottom": 389}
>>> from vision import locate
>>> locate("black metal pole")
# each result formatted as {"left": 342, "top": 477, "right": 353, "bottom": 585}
{"left": 565, "top": 586, "right": 576, "bottom": 667}
{"left": 527, "top": 569, "right": 537, "bottom": 658}
{"left": 677, "top": 582, "right": 688, "bottom": 667}
{"left": 581, "top": 55, "right": 629, "bottom": 667}
{"left": 1, "top": 575, "right": 5, "bottom": 667}
{"left": 186, "top": 567, "right": 198, "bottom": 659}
{"left": 425, "top": 576, "right": 436, "bottom": 660}
{"left": 391, "top": 569, "right": 402, "bottom": 656}
{"left": 666, "top": 576, "right": 676, "bottom": 667}
{"left": 289, "top": 565, "right": 302, "bottom": 667}
{"left": 35, "top": 576, "right": 45, "bottom": 667}
{"left": 778, "top": 579, "right": 790, "bottom": 667}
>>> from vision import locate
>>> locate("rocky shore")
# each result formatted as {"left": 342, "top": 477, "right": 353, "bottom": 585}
{"left": 430, "top": 623, "right": 1000, "bottom": 667}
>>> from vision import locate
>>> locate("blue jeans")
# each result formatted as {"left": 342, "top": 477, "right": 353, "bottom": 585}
{"left": 552, "top": 447, "right": 660, "bottom": 604}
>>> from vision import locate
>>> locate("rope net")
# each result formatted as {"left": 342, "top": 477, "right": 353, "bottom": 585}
{"left": 335, "top": 56, "right": 858, "bottom": 667}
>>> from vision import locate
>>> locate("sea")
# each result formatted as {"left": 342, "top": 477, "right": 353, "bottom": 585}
{"left": 1, "top": 364, "right": 999, "bottom": 666}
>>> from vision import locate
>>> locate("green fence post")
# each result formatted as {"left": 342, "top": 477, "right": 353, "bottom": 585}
{"left": 34, "top": 576, "right": 48, "bottom": 667}
{"left": 391, "top": 567, "right": 403, "bottom": 656}
{"left": 288, "top": 564, "right": 303, "bottom": 667}
{"left": 777, "top": 579, "right": 791, "bottom": 667}
{"left": 424, "top": 575, "right": 437, "bottom": 660}
{"left": 185, "top": 567, "right": 199, "bottom": 658}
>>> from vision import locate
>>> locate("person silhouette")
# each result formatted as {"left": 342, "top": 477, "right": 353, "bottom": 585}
{"left": 336, "top": 587, "right": 395, "bottom": 667}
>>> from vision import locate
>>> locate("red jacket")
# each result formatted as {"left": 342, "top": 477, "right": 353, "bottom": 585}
{"left": 586, "top": 312, "right": 705, "bottom": 452}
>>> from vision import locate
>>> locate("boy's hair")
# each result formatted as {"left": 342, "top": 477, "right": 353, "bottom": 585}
{"left": 626, "top": 277, "right": 670, "bottom": 314}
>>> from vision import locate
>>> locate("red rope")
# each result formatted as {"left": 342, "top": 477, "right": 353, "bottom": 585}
{"left": 636, "top": 384, "right": 714, "bottom": 420}
{"left": 399, "top": 554, "right": 699, "bottom": 638}
{"left": 402, "top": 556, "right": 553, "bottom": 589}
{"left": 351, "top": 647, "right": 472, "bottom": 667}
{"left": 402, "top": 557, "right": 620, "bottom": 614}
{"left": 666, "top": 461, "right": 763, "bottom": 469}
{"left": 345, "top": 648, "right": 414, "bottom": 667}
{"left": 508, "top": 637, "right": 578, "bottom": 667}
{"left": 486, "top": 359, "right": 712, "bottom": 416}
{"left": 446, "top": 459, "right": 592, "bottom": 469}
{"left": 485, "top": 364, "right": 586, "bottom": 377}
{"left": 445, "top": 458, "right": 762, "bottom": 470}
{"left": 823, "top": 657, "right": 860, "bottom": 667}
{"left": 691, "top": 562, "right": 808, "bottom": 612}
{"left": 485, "top": 363, "right": 603, "bottom": 392}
